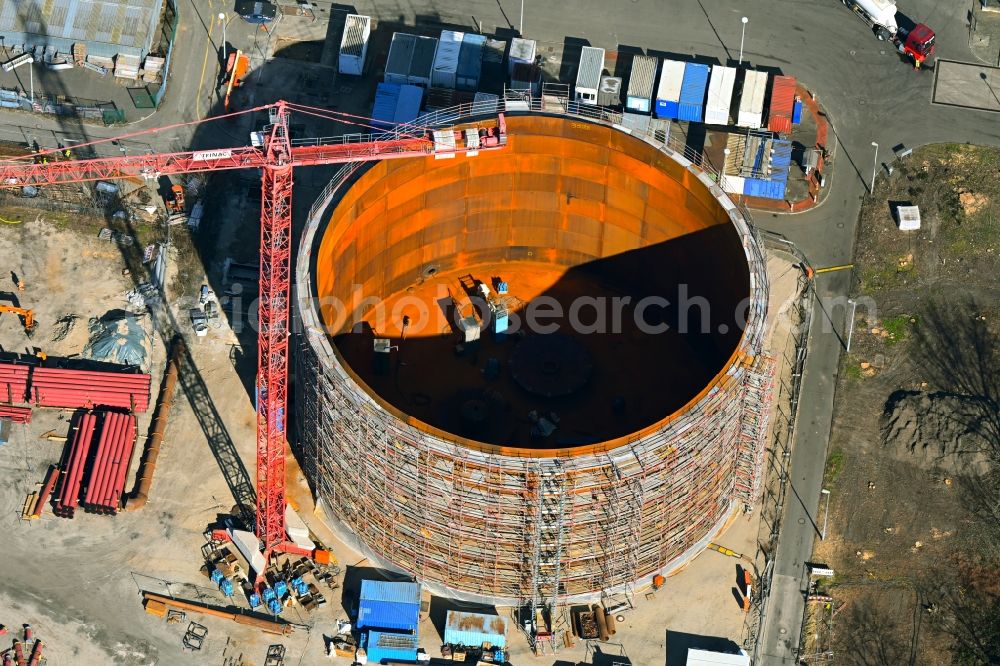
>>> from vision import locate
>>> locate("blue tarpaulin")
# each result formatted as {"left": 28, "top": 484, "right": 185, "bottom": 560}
{"left": 743, "top": 177, "right": 787, "bottom": 199}
{"left": 791, "top": 99, "right": 803, "bottom": 124}
{"left": 357, "top": 580, "right": 421, "bottom": 632}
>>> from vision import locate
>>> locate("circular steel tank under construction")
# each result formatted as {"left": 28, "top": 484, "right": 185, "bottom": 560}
{"left": 295, "top": 112, "right": 770, "bottom": 604}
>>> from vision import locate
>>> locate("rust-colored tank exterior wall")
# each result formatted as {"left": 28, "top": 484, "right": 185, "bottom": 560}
{"left": 315, "top": 116, "right": 732, "bottom": 334}
{"left": 295, "top": 112, "right": 770, "bottom": 604}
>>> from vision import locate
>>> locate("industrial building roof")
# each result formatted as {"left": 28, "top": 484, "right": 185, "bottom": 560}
{"left": 365, "top": 630, "right": 419, "bottom": 664}
{"left": 357, "top": 580, "right": 421, "bottom": 632}
{"left": 0, "top": 0, "right": 161, "bottom": 59}
{"left": 444, "top": 610, "right": 507, "bottom": 648}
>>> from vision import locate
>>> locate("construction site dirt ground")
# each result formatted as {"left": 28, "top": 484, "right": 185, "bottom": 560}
{"left": 805, "top": 144, "right": 1000, "bottom": 665}
{"left": 0, "top": 187, "right": 805, "bottom": 664}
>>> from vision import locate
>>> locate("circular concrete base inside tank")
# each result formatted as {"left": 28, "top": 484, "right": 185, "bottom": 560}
{"left": 312, "top": 114, "right": 752, "bottom": 450}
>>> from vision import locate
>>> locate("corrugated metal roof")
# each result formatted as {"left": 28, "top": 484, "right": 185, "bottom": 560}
{"left": 357, "top": 580, "right": 421, "bottom": 632}
{"left": 385, "top": 33, "right": 416, "bottom": 77}
{"left": 627, "top": 55, "right": 657, "bottom": 100}
{"left": 365, "top": 630, "right": 419, "bottom": 664}
{"left": 575, "top": 46, "right": 605, "bottom": 90}
{"left": 340, "top": 15, "right": 370, "bottom": 58}
{"left": 0, "top": 0, "right": 160, "bottom": 57}
{"left": 443, "top": 610, "right": 507, "bottom": 648}
{"left": 360, "top": 580, "right": 421, "bottom": 604}
{"left": 358, "top": 599, "right": 420, "bottom": 632}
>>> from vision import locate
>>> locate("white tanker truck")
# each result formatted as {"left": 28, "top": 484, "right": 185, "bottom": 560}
{"left": 841, "top": 0, "right": 936, "bottom": 67}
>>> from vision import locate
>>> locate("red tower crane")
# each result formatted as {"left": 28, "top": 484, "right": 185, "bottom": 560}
{"left": 0, "top": 100, "right": 508, "bottom": 573}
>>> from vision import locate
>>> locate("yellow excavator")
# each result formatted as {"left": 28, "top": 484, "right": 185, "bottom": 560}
{"left": 0, "top": 292, "right": 34, "bottom": 335}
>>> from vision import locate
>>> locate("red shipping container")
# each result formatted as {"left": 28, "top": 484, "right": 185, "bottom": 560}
{"left": 768, "top": 75, "right": 796, "bottom": 134}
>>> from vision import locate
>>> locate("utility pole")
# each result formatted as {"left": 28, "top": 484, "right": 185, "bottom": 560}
{"left": 820, "top": 488, "right": 831, "bottom": 540}
{"left": 869, "top": 141, "right": 879, "bottom": 193}
{"left": 739, "top": 17, "right": 749, "bottom": 64}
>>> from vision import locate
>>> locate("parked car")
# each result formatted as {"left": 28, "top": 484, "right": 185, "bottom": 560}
{"left": 235, "top": 0, "right": 277, "bottom": 24}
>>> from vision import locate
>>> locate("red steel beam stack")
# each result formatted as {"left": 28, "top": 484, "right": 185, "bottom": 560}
{"left": 0, "top": 406, "right": 31, "bottom": 423}
{"left": 30, "top": 368, "right": 150, "bottom": 413}
{"left": 82, "top": 411, "right": 137, "bottom": 514}
{"left": 54, "top": 412, "right": 99, "bottom": 518}
{"left": 767, "top": 75, "right": 797, "bottom": 135}
{"left": 0, "top": 363, "right": 29, "bottom": 404}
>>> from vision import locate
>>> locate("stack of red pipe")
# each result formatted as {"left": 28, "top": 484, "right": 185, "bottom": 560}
{"left": 81, "top": 411, "right": 137, "bottom": 515}
{"left": 54, "top": 412, "right": 99, "bottom": 518}
{"left": 0, "top": 364, "right": 29, "bottom": 404}
{"left": 0, "top": 406, "right": 31, "bottom": 423}
{"left": 30, "top": 368, "right": 150, "bottom": 412}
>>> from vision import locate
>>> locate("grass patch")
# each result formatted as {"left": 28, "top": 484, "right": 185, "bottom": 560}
{"left": 882, "top": 314, "right": 914, "bottom": 346}
{"left": 824, "top": 449, "right": 845, "bottom": 488}
{"left": 844, "top": 362, "right": 863, "bottom": 380}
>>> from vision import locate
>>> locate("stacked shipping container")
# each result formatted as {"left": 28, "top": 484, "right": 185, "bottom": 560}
{"left": 736, "top": 70, "right": 769, "bottom": 129}
{"left": 655, "top": 59, "right": 686, "bottom": 119}
{"left": 705, "top": 65, "right": 737, "bottom": 125}
{"left": 431, "top": 30, "right": 463, "bottom": 89}
{"left": 678, "top": 63, "right": 710, "bottom": 122}
{"left": 625, "top": 55, "right": 658, "bottom": 114}
{"left": 768, "top": 75, "right": 797, "bottom": 134}
{"left": 338, "top": 14, "right": 371, "bottom": 76}
{"left": 457, "top": 34, "right": 486, "bottom": 91}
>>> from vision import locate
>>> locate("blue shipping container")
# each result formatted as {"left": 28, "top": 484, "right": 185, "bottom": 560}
{"left": 677, "top": 63, "right": 709, "bottom": 122}
{"left": 791, "top": 98, "right": 803, "bottom": 124}
{"left": 357, "top": 580, "right": 421, "bottom": 632}
{"left": 457, "top": 33, "right": 486, "bottom": 91}
{"left": 444, "top": 610, "right": 508, "bottom": 649}
{"left": 743, "top": 178, "right": 787, "bottom": 200}
{"left": 372, "top": 83, "right": 401, "bottom": 128}
{"left": 394, "top": 84, "right": 424, "bottom": 124}
{"left": 365, "top": 630, "right": 419, "bottom": 664}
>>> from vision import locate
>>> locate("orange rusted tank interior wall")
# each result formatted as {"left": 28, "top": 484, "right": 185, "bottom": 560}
{"left": 312, "top": 115, "right": 751, "bottom": 447}
{"left": 315, "top": 115, "right": 738, "bottom": 333}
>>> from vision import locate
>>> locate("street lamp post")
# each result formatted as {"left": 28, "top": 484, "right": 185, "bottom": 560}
{"left": 870, "top": 141, "right": 879, "bottom": 193}
{"left": 520, "top": 0, "right": 525, "bottom": 36}
{"left": 219, "top": 13, "right": 227, "bottom": 61}
{"left": 739, "top": 16, "right": 749, "bottom": 65}
{"left": 820, "top": 488, "right": 831, "bottom": 540}
{"left": 845, "top": 298, "right": 858, "bottom": 352}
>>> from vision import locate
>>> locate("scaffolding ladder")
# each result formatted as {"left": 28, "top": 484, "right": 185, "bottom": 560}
{"left": 734, "top": 355, "right": 777, "bottom": 507}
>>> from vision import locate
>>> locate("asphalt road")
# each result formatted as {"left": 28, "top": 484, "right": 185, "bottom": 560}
{"left": 3, "top": 1, "right": 997, "bottom": 662}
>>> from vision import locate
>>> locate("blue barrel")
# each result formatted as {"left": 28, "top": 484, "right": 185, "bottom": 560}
{"left": 249, "top": 593, "right": 262, "bottom": 609}
{"left": 220, "top": 578, "right": 234, "bottom": 596}
{"left": 267, "top": 598, "right": 283, "bottom": 615}
{"left": 792, "top": 99, "right": 803, "bottom": 124}
{"left": 210, "top": 569, "right": 223, "bottom": 584}
{"left": 295, "top": 580, "right": 309, "bottom": 596}
{"left": 263, "top": 587, "right": 277, "bottom": 603}
{"left": 274, "top": 580, "right": 288, "bottom": 599}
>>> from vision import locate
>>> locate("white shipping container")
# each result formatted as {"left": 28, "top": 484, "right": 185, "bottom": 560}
{"left": 625, "top": 55, "right": 658, "bottom": 114}
{"left": 655, "top": 59, "right": 686, "bottom": 117}
{"left": 575, "top": 46, "right": 605, "bottom": 105}
{"left": 705, "top": 65, "right": 737, "bottom": 125}
{"left": 508, "top": 37, "right": 536, "bottom": 75}
{"left": 736, "top": 70, "right": 769, "bottom": 129}
{"left": 339, "top": 14, "right": 371, "bottom": 76}
{"left": 432, "top": 30, "right": 463, "bottom": 89}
